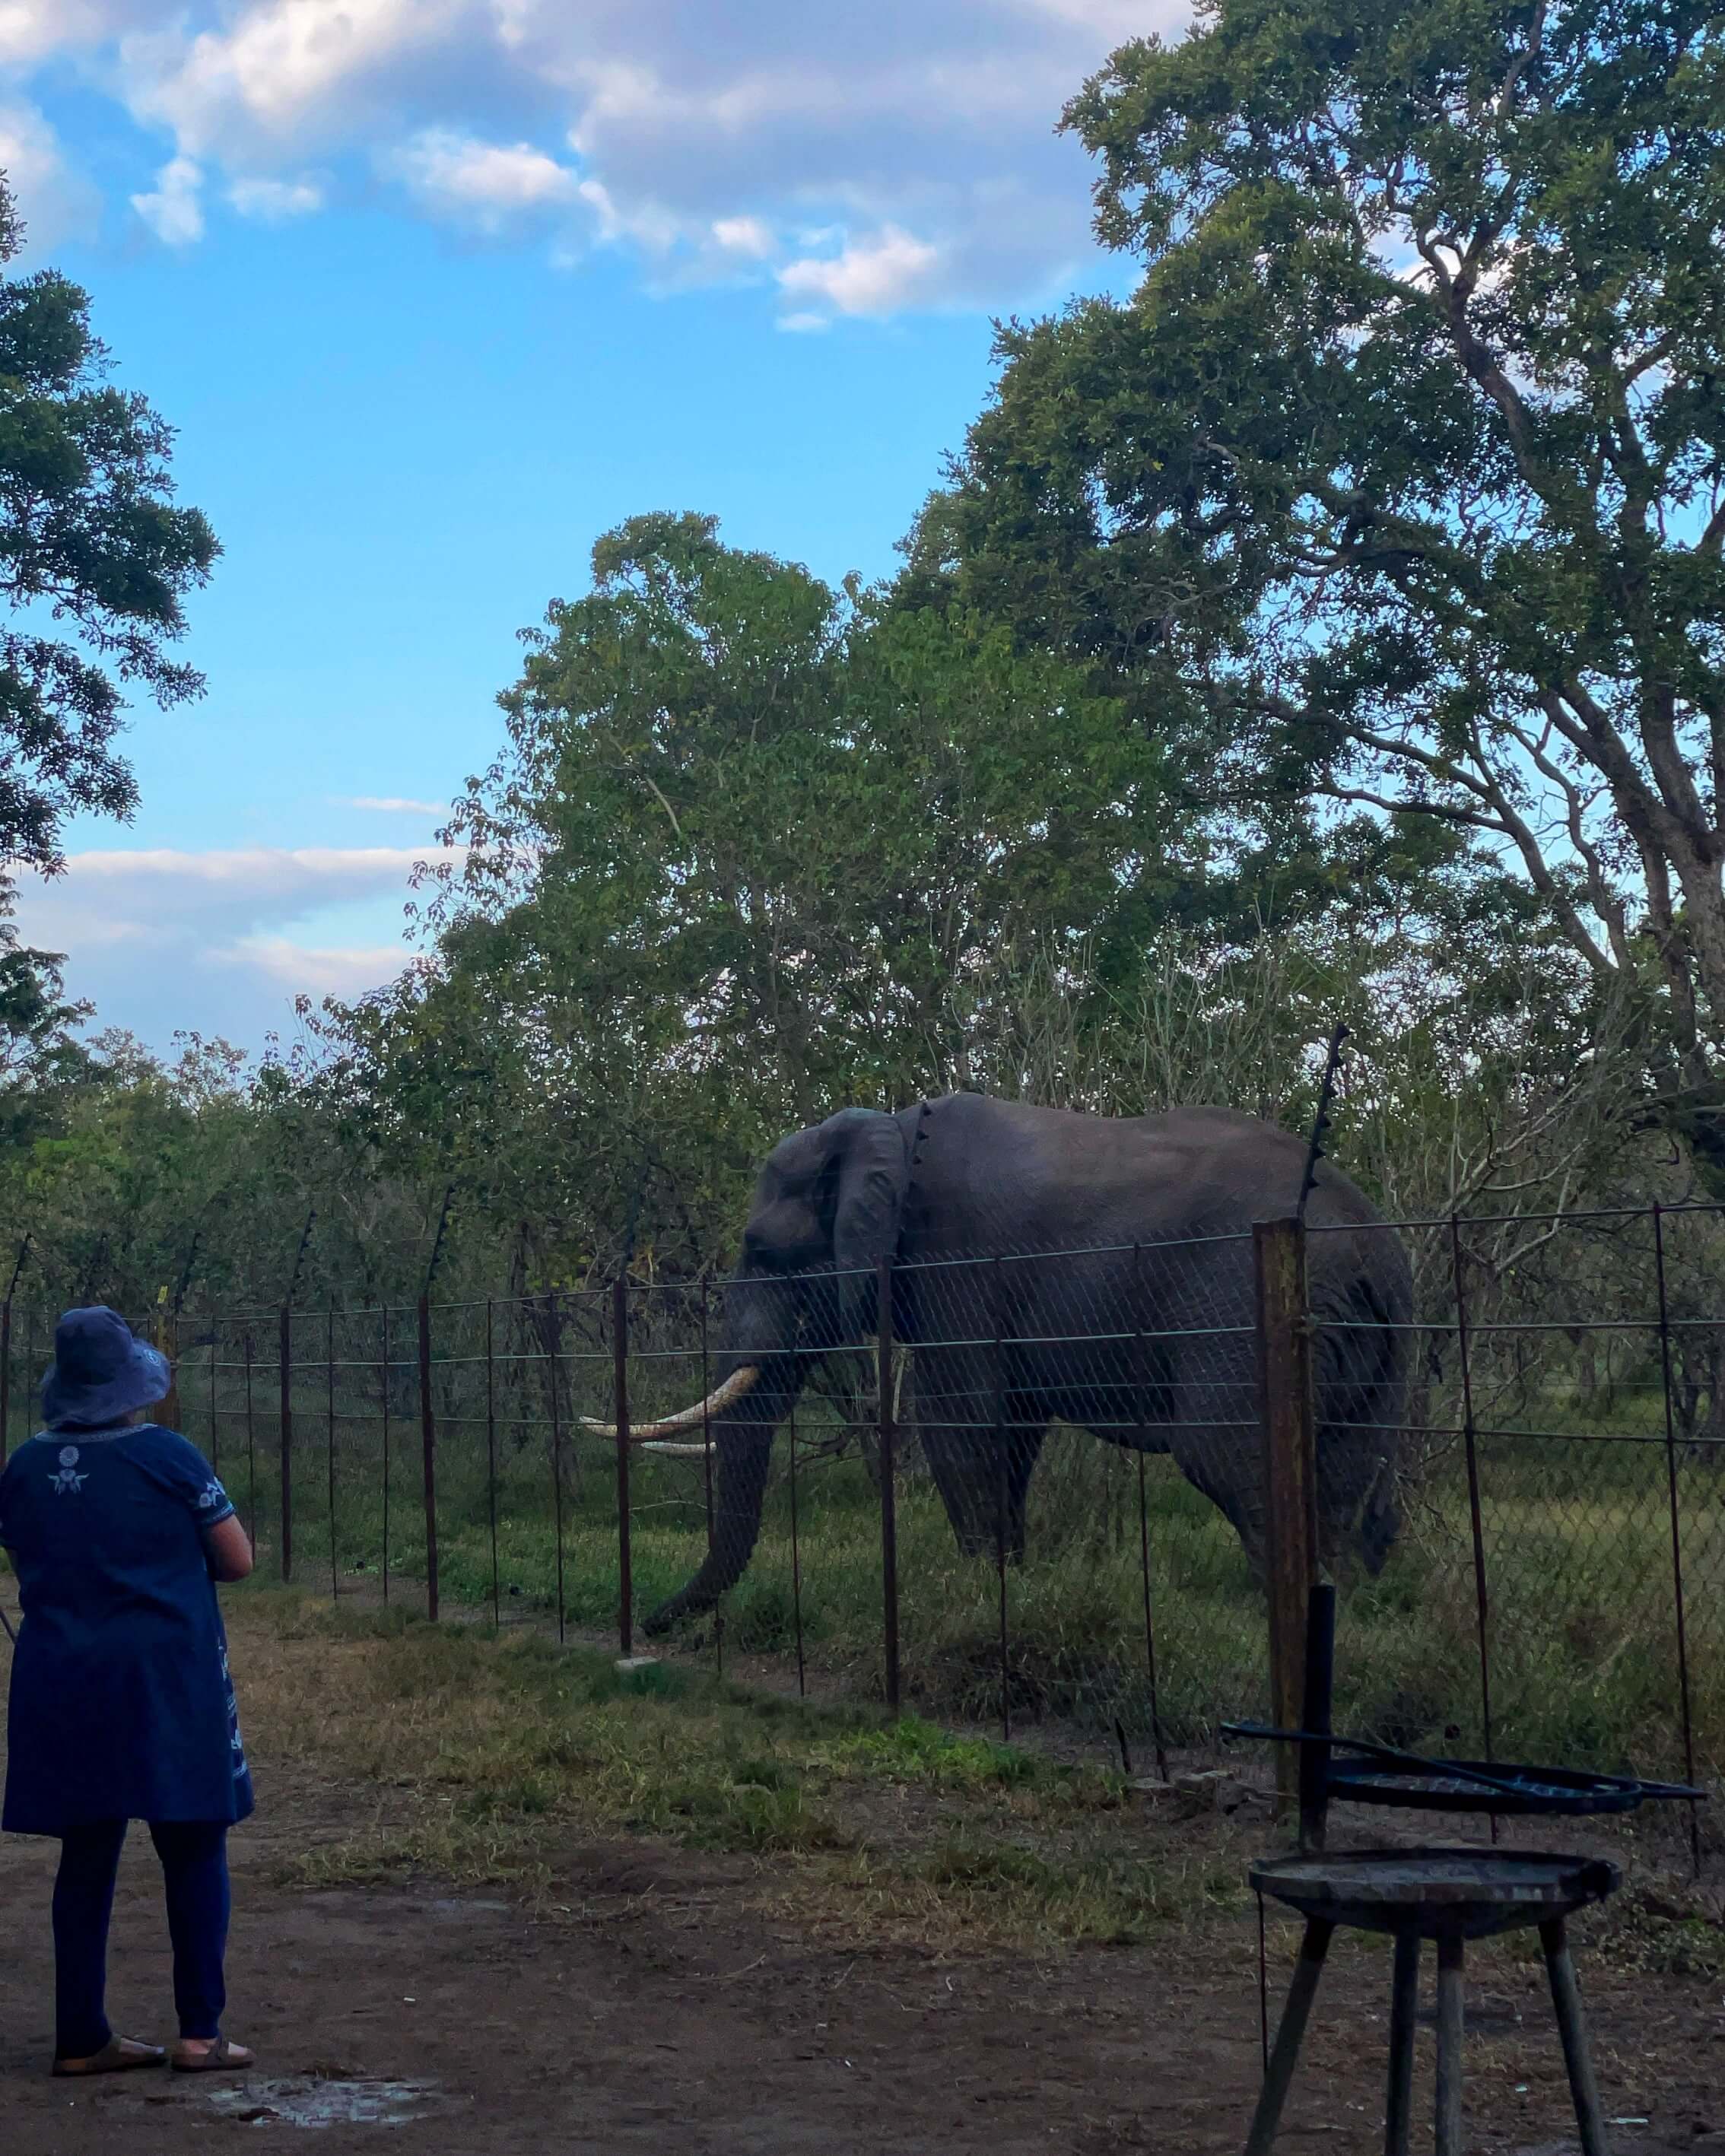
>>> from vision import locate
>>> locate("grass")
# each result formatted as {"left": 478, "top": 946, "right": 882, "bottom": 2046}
{"left": 205, "top": 1402, "right": 1725, "bottom": 1792}
{"left": 20, "top": 1342, "right": 1710, "bottom": 1789}
{"left": 227, "top": 1590, "right": 1247, "bottom": 1949}
{"left": 223, "top": 1591, "right": 1722, "bottom": 1972}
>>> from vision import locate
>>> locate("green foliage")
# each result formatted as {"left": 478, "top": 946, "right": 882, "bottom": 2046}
{"left": 908, "top": 0, "right": 1725, "bottom": 1151}
{"left": 6, "top": 13, "right": 1717, "bottom": 1313}
{"left": 310, "top": 510, "right": 1182, "bottom": 1279}
{"left": 0, "top": 175, "right": 218, "bottom": 873}
{"left": 0, "top": 901, "right": 91, "bottom": 1151}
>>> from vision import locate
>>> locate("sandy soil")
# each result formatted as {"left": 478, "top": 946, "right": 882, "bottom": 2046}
{"left": 0, "top": 1754, "right": 1720, "bottom": 2156}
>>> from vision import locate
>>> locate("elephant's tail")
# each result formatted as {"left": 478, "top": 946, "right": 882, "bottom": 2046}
{"left": 1314, "top": 1262, "right": 1411, "bottom": 1433}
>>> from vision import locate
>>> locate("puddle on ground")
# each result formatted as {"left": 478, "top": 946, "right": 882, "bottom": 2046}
{"left": 205, "top": 2077, "right": 451, "bottom": 2128}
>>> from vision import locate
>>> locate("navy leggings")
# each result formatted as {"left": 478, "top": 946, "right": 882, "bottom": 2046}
{"left": 52, "top": 1821, "right": 229, "bottom": 2059}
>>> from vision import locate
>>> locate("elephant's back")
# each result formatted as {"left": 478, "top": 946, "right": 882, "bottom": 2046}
{"left": 904, "top": 1094, "right": 1391, "bottom": 1253}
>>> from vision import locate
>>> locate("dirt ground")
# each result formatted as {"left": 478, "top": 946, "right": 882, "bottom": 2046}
{"left": 0, "top": 1754, "right": 1719, "bottom": 2156}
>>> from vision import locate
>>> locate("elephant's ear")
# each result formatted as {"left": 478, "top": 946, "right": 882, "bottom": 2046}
{"left": 825, "top": 1109, "right": 910, "bottom": 1338}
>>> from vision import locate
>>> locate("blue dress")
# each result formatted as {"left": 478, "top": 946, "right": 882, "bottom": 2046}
{"left": 0, "top": 1424, "right": 254, "bottom": 1835}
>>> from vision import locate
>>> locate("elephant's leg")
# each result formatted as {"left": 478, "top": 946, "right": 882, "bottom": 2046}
{"left": 1161, "top": 1336, "right": 1268, "bottom": 1570}
{"left": 999, "top": 1411, "right": 1047, "bottom": 1565}
{"left": 914, "top": 1345, "right": 1026, "bottom": 1552}
{"left": 1180, "top": 1446, "right": 1266, "bottom": 1567}
{"left": 926, "top": 1409, "right": 1046, "bottom": 1564}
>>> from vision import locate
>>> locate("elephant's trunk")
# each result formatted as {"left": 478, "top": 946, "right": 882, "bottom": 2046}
{"left": 641, "top": 1356, "right": 807, "bottom": 1634}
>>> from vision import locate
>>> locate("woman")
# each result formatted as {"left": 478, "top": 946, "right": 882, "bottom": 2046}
{"left": 0, "top": 1306, "right": 256, "bottom": 2077}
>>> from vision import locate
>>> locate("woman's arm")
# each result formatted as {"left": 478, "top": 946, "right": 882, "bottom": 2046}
{"left": 204, "top": 1515, "right": 254, "bottom": 1583}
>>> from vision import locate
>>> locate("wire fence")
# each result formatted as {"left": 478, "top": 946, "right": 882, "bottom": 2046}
{"left": 2, "top": 1202, "right": 1720, "bottom": 1856}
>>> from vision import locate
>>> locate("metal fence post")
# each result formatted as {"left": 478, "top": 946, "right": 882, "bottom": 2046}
{"left": 877, "top": 1254, "right": 901, "bottom": 1716}
{"left": 418, "top": 1293, "right": 439, "bottom": 1621}
{"left": 157, "top": 1292, "right": 181, "bottom": 1430}
{"left": 243, "top": 1327, "right": 257, "bottom": 1557}
{"left": 787, "top": 1377, "right": 806, "bottom": 1697}
{"left": 1651, "top": 1203, "right": 1702, "bottom": 1875}
{"left": 700, "top": 1277, "right": 725, "bottom": 1680}
{"left": 278, "top": 1303, "right": 294, "bottom": 1584}
{"left": 613, "top": 1273, "right": 634, "bottom": 1659}
{"left": 2, "top": 1238, "right": 30, "bottom": 1466}
{"left": 0, "top": 1294, "right": 11, "bottom": 1469}
{"left": 547, "top": 1292, "right": 565, "bottom": 1643}
{"left": 327, "top": 1305, "right": 338, "bottom": 1599}
{"left": 993, "top": 1255, "right": 1011, "bottom": 1743}
{"left": 1448, "top": 1217, "right": 1495, "bottom": 1773}
{"left": 1254, "top": 1216, "right": 1317, "bottom": 1817}
{"left": 485, "top": 1297, "right": 500, "bottom": 1633}
{"left": 380, "top": 1306, "right": 392, "bottom": 1604}
{"left": 1133, "top": 1242, "right": 1170, "bottom": 1783}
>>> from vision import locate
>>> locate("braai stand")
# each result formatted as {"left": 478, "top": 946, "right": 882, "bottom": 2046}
{"left": 1227, "top": 1586, "right": 1695, "bottom": 2156}
{"left": 1241, "top": 1846, "right": 1619, "bottom": 2156}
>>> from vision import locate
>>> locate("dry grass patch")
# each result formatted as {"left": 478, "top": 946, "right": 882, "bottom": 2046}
{"left": 227, "top": 1589, "right": 1253, "bottom": 1950}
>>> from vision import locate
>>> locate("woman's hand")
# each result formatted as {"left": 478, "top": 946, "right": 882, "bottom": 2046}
{"left": 204, "top": 1516, "right": 255, "bottom": 1583}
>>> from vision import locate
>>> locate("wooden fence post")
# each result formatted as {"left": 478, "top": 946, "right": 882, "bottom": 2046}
{"left": 1254, "top": 1216, "right": 1319, "bottom": 1819}
{"left": 278, "top": 1303, "right": 294, "bottom": 1584}
{"left": 418, "top": 1294, "right": 439, "bottom": 1621}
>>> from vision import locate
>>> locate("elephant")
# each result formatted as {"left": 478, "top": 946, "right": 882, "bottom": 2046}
{"left": 590, "top": 1093, "right": 1412, "bottom": 1637}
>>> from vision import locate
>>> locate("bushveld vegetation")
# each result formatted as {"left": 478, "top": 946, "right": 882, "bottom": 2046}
{"left": 151, "top": 1342, "right": 1723, "bottom": 1799}
{"left": 3, "top": 4, "right": 1725, "bottom": 1809}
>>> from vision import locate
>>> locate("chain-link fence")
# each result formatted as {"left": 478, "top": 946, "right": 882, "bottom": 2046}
{"left": 2, "top": 1204, "right": 1720, "bottom": 1850}
{"left": 1310, "top": 1205, "right": 1723, "bottom": 1840}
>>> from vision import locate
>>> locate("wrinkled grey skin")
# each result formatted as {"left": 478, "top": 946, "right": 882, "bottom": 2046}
{"left": 643, "top": 1094, "right": 1411, "bottom": 1637}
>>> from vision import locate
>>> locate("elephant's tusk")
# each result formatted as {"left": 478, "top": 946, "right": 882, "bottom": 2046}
{"left": 640, "top": 1441, "right": 715, "bottom": 1457}
{"left": 580, "top": 1364, "right": 761, "bottom": 1441}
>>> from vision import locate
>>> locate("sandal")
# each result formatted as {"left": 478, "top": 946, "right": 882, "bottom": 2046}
{"left": 171, "top": 2038, "right": 254, "bottom": 2074}
{"left": 53, "top": 2037, "right": 167, "bottom": 2078}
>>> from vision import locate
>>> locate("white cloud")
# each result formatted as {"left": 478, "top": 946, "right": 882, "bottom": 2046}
{"left": 131, "top": 154, "right": 205, "bottom": 245}
{"left": 27, "top": 1, "right": 1196, "bottom": 313}
{"left": 0, "top": 100, "right": 100, "bottom": 252}
{"left": 225, "top": 934, "right": 417, "bottom": 997}
{"left": 11, "top": 843, "right": 459, "bottom": 1048}
{"left": 124, "top": 0, "right": 474, "bottom": 153}
{"left": 386, "top": 126, "right": 578, "bottom": 228}
{"left": 228, "top": 173, "right": 322, "bottom": 219}
{"left": 344, "top": 795, "right": 446, "bottom": 814}
{"left": 0, "top": 0, "right": 122, "bottom": 69}
{"left": 777, "top": 312, "right": 830, "bottom": 336}
{"left": 573, "top": 172, "right": 680, "bottom": 255}
{"left": 711, "top": 214, "right": 773, "bottom": 259}
{"left": 777, "top": 224, "right": 943, "bottom": 319}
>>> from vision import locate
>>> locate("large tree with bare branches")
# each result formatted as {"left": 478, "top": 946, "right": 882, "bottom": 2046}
{"left": 903, "top": 0, "right": 1725, "bottom": 1162}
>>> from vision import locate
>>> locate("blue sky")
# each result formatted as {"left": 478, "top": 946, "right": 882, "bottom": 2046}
{"left": 6, "top": 1, "right": 1177, "bottom": 1055}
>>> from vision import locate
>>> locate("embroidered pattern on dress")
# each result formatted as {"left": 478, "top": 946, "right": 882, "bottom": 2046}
{"left": 47, "top": 1445, "right": 87, "bottom": 1497}
{"left": 221, "top": 1643, "right": 249, "bottom": 1780}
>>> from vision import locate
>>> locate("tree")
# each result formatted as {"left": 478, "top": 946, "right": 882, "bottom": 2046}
{"left": 0, "top": 904, "right": 91, "bottom": 1151}
{"left": 0, "top": 174, "right": 218, "bottom": 872}
{"left": 907, "top": 0, "right": 1725, "bottom": 1161}
{"left": 332, "top": 511, "right": 1183, "bottom": 1272}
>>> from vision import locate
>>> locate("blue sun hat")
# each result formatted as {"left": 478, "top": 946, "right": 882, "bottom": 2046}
{"left": 40, "top": 1306, "right": 170, "bottom": 1431}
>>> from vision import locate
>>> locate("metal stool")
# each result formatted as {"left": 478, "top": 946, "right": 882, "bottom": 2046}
{"left": 1244, "top": 1848, "right": 1621, "bottom": 2156}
